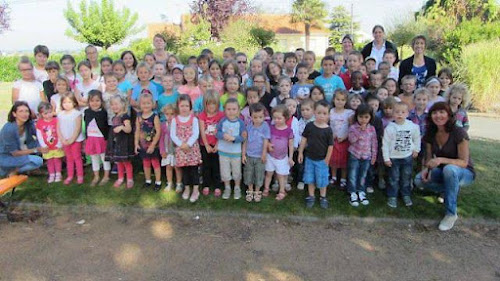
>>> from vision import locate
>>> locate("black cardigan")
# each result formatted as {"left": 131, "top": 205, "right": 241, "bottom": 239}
{"left": 84, "top": 109, "right": 109, "bottom": 140}
{"left": 398, "top": 55, "right": 436, "bottom": 86}
{"left": 361, "top": 40, "right": 399, "bottom": 64}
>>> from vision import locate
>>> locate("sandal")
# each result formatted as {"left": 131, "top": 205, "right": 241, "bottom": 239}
{"left": 202, "top": 187, "right": 210, "bottom": 196}
{"left": 126, "top": 180, "right": 134, "bottom": 189}
{"left": 113, "top": 179, "right": 124, "bottom": 188}
{"left": 90, "top": 177, "right": 100, "bottom": 187}
{"left": 275, "top": 192, "right": 287, "bottom": 201}
{"left": 339, "top": 180, "right": 347, "bottom": 191}
{"left": 99, "top": 177, "right": 110, "bottom": 186}
{"left": 262, "top": 188, "right": 270, "bottom": 197}
{"left": 253, "top": 191, "right": 262, "bottom": 202}
{"left": 245, "top": 190, "right": 253, "bottom": 202}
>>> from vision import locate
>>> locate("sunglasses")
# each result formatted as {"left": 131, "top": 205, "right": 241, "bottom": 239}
{"left": 237, "top": 61, "right": 247, "bottom": 64}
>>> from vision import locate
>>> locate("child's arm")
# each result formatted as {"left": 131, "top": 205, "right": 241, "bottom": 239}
{"left": 50, "top": 99, "right": 57, "bottom": 116}
{"left": 186, "top": 117, "right": 199, "bottom": 147}
{"left": 147, "top": 115, "right": 161, "bottom": 154}
{"left": 68, "top": 115, "right": 82, "bottom": 144}
{"left": 261, "top": 139, "right": 269, "bottom": 163}
{"left": 39, "top": 89, "right": 47, "bottom": 102}
{"left": 382, "top": 126, "right": 392, "bottom": 166}
{"left": 371, "top": 127, "right": 378, "bottom": 165}
{"left": 35, "top": 127, "right": 47, "bottom": 148}
{"left": 233, "top": 120, "right": 246, "bottom": 143}
{"left": 134, "top": 117, "right": 140, "bottom": 154}
{"left": 297, "top": 137, "right": 307, "bottom": 164}
{"left": 288, "top": 138, "right": 294, "bottom": 166}
{"left": 159, "top": 122, "right": 167, "bottom": 157}
{"left": 325, "top": 145, "right": 333, "bottom": 165}
{"left": 122, "top": 118, "right": 132, "bottom": 134}
{"left": 412, "top": 124, "right": 421, "bottom": 157}
{"left": 241, "top": 137, "right": 247, "bottom": 164}
{"left": 57, "top": 117, "right": 66, "bottom": 145}
{"left": 11, "top": 87, "right": 19, "bottom": 104}
{"left": 463, "top": 110, "right": 470, "bottom": 131}
{"left": 169, "top": 119, "right": 182, "bottom": 147}
{"left": 199, "top": 119, "right": 212, "bottom": 152}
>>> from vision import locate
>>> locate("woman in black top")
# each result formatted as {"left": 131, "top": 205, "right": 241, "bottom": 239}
{"left": 398, "top": 35, "right": 436, "bottom": 88}
{"left": 361, "top": 25, "right": 398, "bottom": 66}
{"left": 414, "top": 102, "right": 475, "bottom": 231}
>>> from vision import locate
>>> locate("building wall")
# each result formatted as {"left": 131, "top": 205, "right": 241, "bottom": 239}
{"left": 276, "top": 34, "right": 329, "bottom": 55}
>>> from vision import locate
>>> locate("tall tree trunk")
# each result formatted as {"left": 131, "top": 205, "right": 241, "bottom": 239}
{"left": 305, "top": 22, "right": 311, "bottom": 51}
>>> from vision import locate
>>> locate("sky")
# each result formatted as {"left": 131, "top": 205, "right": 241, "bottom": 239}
{"left": 0, "top": 0, "right": 425, "bottom": 52}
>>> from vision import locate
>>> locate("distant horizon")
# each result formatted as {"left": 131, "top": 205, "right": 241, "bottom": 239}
{"left": 0, "top": 0, "right": 424, "bottom": 52}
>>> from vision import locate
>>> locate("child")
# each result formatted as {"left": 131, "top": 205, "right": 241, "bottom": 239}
{"left": 314, "top": 56, "right": 346, "bottom": 103}
{"left": 135, "top": 93, "right": 162, "bottom": 191}
{"left": 291, "top": 63, "right": 313, "bottom": 103}
{"left": 36, "top": 102, "right": 64, "bottom": 183}
{"left": 42, "top": 61, "right": 60, "bottom": 102}
{"left": 270, "top": 76, "right": 292, "bottom": 108}
{"left": 340, "top": 51, "right": 366, "bottom": 90}
{"left": 60, "top": 55, "right": 79, "bottom": 91}
{"left": 223, "top": 47, "right": 236, "bottom": 61}
{"left": 57, "top": 93, "right": 84, "bottom": 185}
{"left": 425, "top": 77, "right": 445, "bottom": 110}
{"left": 365, "top": 95, "right": 384, "bottom": 193}
{"left": 33, "top": 45, "right": 49, "bottom": 83}
{"left": 283, "top": 52, "right": 298, "bottom": 79}
{"left": 12, "top": 57, "right": 45, "bottom": 116}
{"left": 399, "top": 75, "right": 417, "bottom": 110}
{"left": 106, "top": 95, "right": 135, "bottom": 188}
{"left": 241, "top": 86, "right": 265, "bottom": 126}
{"left": 222, "top": 60, "right": 240, "bottom": 77}
{"left": 121, "top": 51, "right": 138, "bottom": 85}
{"left": 285, "top": 98, "right": 301, "bottom": 189}
{"left": 381, "top": 96, "right": 396, "bottom": 128}
{"left": 383, "top": 49, "right": 399, "bottom": 80}
{"left": 438, "top": 68, "right": 453, "bottom": 95}
{"left": 347, "top": 93, "right": 363, "bottom": 111}
{"left": 242, "top": 103, "right": 271, "bottom": 202}
{"left": 220, "top": 75, "right": 246, "bottom": 109}
{"left": 266, "top": 61, "right": 283, "bottom": 94}
{"left": 383, "top": 102, "right": 421, "bottom": 208}
{"left": 209, "top": 60, "right": 224, "bottom": 95}
{"left": 447, "top": 83, "right": 470, "bottom": 131}
{"left": 84, "top": 90, "right": 111, "bottom": 186}
{"left": 303, "top": 51, "right": 321, "bottom": 82}
{"left": 295, "top": 48, "right": 305, "bottom": 63}
{"left": 252, "top": 72, "right": 273, "bottom": 113}
{"left": 378, "top": 61, "right": 391, "bottom": 80}
{"left": 365, "top": 57, "right": 376, "bottom": 73}
{"left": 329, "top": 89, "right": 354, "bottom": 189}
{"left": 263, "top": 105, "right": 294, "bottom": 201}
{"left": 178, "top": 65, "right": 202, "bottom": 103}
{"left": 199, "top": 91, "right": 225, "bottom": 196}
{"left": 102, "top": 73, "right": 124, "bottom": 124}
{"left": 51, "top": 76, "right": 70, "bottom": 116}
{"left": 187, "top": 56, "right": 198, "bottom": 69}
{"left": 157, "top": 74, "right": 179, "bottom": 121}
{"left": 159, "top": 104, "right": 183, "bottom": 192}
{"left": 143, "top": 53, "right": 156, "bottom": 71}
{"left": 349, "top": 71, "right": 366, "bottom": 96}
{"left": 151, "top": 62, "right": 167, "bottom": 91}
{"left": 197, "top": 54, "right": 210, "bottom": 76}
{"left": 172, "top": 65, "right": 185, "bottom": 88}
{"left": 375, "top": 87, "right": 389, "bottom": 102}
{"left": 216, "top": 98, "right": 246, "bottom": 200}
{"left": 170, "top": 94, "right": 202, "bottom": 202}
{"left": 98, "top": 57, "right": 114, "bottom": 92}
{"left": 408, "top": 88, "right": 429, "bottom": 138}
{"left": 75, "top": 61, "right": 100, "bottom": 109}
{"left": 310, "top": 86, "right": 326, "bottom": 102}
{"left": 347, "top": 104, "right": 378, "bottom": 206}
{"left": 166, "top": 55, "right": 180, "bottom": 74}
{"left": 131, "top": 63, "right": 159, "bottom": 112}
{"left": 245, "top": 58, "right": 264, "bottom": 88}
{"left": 368, "top": 70, "right": 383, "bottom": 92}
{"left": 298, "top": 100, "right": 333, "bottom": 208}
{"left": 333, "top": 53, "right": 345, "bottom": 75}
{"left": 382, "top": 78, "right": 399, "bottom": 98}
{"left": 112, "top": 60, "right": 133, "bottom": 98}
{"left": 296, "top": 98, "right": 315, "bottom": 190}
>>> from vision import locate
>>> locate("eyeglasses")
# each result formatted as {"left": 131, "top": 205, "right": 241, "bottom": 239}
{"left": 238, "top": 61, "right": 247, "bottom": 64}
{"left": 20, "top": 68, "right": 33, "bottom": 71}
{"left": 253, "top": 80, "right": 265, "bottom": 83}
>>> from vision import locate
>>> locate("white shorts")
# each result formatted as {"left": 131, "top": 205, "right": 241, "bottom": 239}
{"left": 265, "top": 154, "right": 290, "bottom": 175}
{"left": 161, "top": 154, "right": 176, "bottom": 167}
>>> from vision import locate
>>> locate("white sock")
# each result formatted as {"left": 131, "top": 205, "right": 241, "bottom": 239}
{"left": 145, "top": 179, "right": 152, "bottom": 184}
{"left": 155, "top": 181, "right": 161, "bottom": 185}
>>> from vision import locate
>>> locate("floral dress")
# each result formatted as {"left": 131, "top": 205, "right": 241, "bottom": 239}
{"left": 174, "top": 115, "right": 201, "bottom": 167}
{"left": 138, "top": 113, "right": 160, "bottom": 159}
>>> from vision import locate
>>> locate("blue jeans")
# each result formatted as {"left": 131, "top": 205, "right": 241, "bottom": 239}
{"left": 387, "top": 156, "right": 413, "bottom": 198}
{"left": 415, "top": 165, "right": 475, "bottom": 215}
{"left": 0, "top": 155, "right": 43, "bottom": 177}
{"left": 347, "top": 153, "right": 371, "bottom": 193}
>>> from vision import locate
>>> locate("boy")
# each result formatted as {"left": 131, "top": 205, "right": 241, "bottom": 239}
{"left": 368, "top": 70, "right": 383, "bottom": 91}
{"left": 399, "top": 75, "right": 417, "bottom": 110}
{"left": 223, "top": 47, "right": 236, "bottom": 61}
{"left": 242, "top": 103, "right": 271, "bottom": 202}
{"left": 291, "top": 63, "right": 313, "bottom": 103}
{"left": 378, "top": 61, "right": 391, "bottom": 80}
{"left": 283, "top": 52, "right": 298, "bottom": 80}
{"left": 216, "top": 98, "right": 247, "bottom": 200}
{"left": 33, "top": 45, "right": 50, "bottom": 83}
{"left": 383, "top": 49, "right": 399, "bottom": 80}
{"left": 325, "top": 47, "right": 335, "bottom": 57}
{"left": 349, "top": 71, "right": 366, "bottom": 96}
{"left": 158, "top": 74, "right": 179, "bottom": 121}
{"left": 42, "top": 61, "right": 60, "bottom": 101}
{"left": 187, "top": 56, "right": 198, "bottom": 69}
{"left": 296, "top": 98, "right": 315, "bottom": 190}
{"left": 295, "top": 48, "right": 305, "bottom": 63}
{"left": 201, "top": 48, "right": 214, "bottom": 61}
{"left": 197, "top": 54, "right": 210, "bottom": 76}
{"left": 303, "top": 51, "right": 321, "bottom": 82}
{"left": 340, "top": 51, "right": 368, "bottom": 90}
{"left": 383, "top": 102, "right": 421, "bottom": 208}
{"left": 365, "top": 57, "right": 376, "bottom": 73}
{"left": 333, "top": 52, "right": 345, "bottom": 75}
{"left": 314, "top": 56, "right": 346, "bottom": 103}
{"left": 298, "top": 100, "right": 334, "bottom": 209}
{"left": 408, "top": 88, "right": 429, "bottom": 169}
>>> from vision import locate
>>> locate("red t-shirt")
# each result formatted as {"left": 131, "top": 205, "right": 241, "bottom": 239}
{"left": 198, "top": 111, "right": 225, "bottom": 146}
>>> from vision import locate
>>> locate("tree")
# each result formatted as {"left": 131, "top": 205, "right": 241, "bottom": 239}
{"left": 64, "top": 0, "right": 143, "bottom": 50}
{"left": 418, "top": 0, "right": 499, "bottom": 23}
{"left": 0, "top": 2, "right": 10, "bottom": 34}
{"left": 329, "top": 5, "right": 360, "bottom": 49}
{"left": 291, "top": 0, "right": 327, "bottom": 51}
{"left": 250, "top": 27, "right": 276, "bottom": 48}
{"left": 190, "top": 0, "right": 252, "bottom": 41}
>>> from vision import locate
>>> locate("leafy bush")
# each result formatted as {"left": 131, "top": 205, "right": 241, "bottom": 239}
{"left": 249, "top": 27, "right": 276, "bottom": 48}
{"left": 456, "top": 40, "right": 500, "bottom": 112}
{"left": 0, "top": 56, "right": 21, "bottom": 82}
{"left": 125, "top": 38, "right": 154, "bottom": 60}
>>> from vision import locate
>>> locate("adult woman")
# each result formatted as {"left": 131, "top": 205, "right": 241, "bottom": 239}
{"left": 0, "top": 101, "right": 46, "bottom": 177}
{"left": 414, "top": 102, "right": 475, "bottom": 231}
{"left": 361, "top": 25, "right": 398, "bottom": 68}
{"left": 152, "top": 34, "right": 169, "bottom": 64}
{"left": 120, "top": 51, "right": 138, "bottom": 86}
{"left": 398, "top": 35, "right": 436, "bottom": 88}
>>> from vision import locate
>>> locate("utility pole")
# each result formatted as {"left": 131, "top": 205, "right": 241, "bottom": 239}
{"left": 350, "top": 2, "right": 353, "bottom": 35}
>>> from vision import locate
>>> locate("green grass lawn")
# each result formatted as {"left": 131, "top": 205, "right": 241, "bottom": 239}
{"left": 7, "top": 138, "right": 500, "bottom": 220}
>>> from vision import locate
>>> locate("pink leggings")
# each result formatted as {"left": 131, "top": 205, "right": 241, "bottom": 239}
{"left": 143, "top": 158, "right": 160, "bottom": 170}
{"left": 46, "top": 157, "right": 62, "bottom": 175}
{"left": 117, "top": 161, "right": 133, "bottom": 181}
{"left": 63, "top": 142, "right": 84, "bottom": 179}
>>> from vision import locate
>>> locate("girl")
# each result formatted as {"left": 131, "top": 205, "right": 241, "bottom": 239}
{"left": 178, "top": 65, "right": 202, "bottom": 103}
{"left": 170, "top": 94, "right": 202, "bottom": 202}
{"left": 75, "top": 61, "right": 100, "bottom": 109}
{"left": 57, "top": 93, "right": 85, "bottom": 185}
{"left": 152, "top": 62, "right": 166, "bottom": 92}
{"left": 270, "top": 76, "right": 291, "bottom": 108}
{"left": 130, "top": 63, "right": 159, "bottom": 112}
{"left": 381, "top": 96, "right": 396, "bottom": 128}
{"left": 143, "top": 53, "right": 156, "bottom": 70}
{"left": 51, "top": 76, "right": 71, "bottom": 116}
{"left": 166, "top": 55, "right": 180, "bottom": 74}
{"left": 245, "top": 58, "right": 264, "bottom": 88}
{"left": 447, "top": 83, "right": 470, "bottom": 131}
{"left": 121, "top": 50, "right": 138, "bottom": 85}
{"left": 193, "top": 75, "right": 216, "bottom": 114}
{"left": 382, "top": 78, "right": 399, "bottom": 98}
{"left": 425, "top": 77, "right": 445, "bottom": 110}
{"left": 84, "top": 90, "right": 111, "bottom": 186}
{"left": 199, "top": 91, "right": 225, "bottom": 196}
{"left": 158, "top": 74, "right": 179, "bottom": 121}
{"left": 310, "top": 86, "right": 326, "bottom": 102}
{"left": 106, "top": 95, "right": 135, "bottom": 188}
{"left": 329, "top": 89, "right": 354, "bottom": 189}
{"left": 60, "top": 54, "right": 79, "bottom": 91}
{"left": 36, "top": 102, "right": 64, "bottom": 183}
{"left": 375, "top": 87, "right": 389, "bottom": 102}
{"left": 102, "top": 73, "right": 125, "bottom": 125}
{"left": 263, "top": 104, "right": 294, "bottom": 201}
{"left": 159, "top": 104, "right": 183, "bottom": 192}
{"left": 209, "top": 60, "right": 224, "bottom": 95}
{"left": 347, "top": 93, "right": 363, "bottom": 111}
{"left": 304, "top": 51, "right": 321, "bottom": 82}
{"left": 241, "top": 87, "right": 267, "bottom": 126}
{"left": 266, "top": 61, "right": 283, "bottom": 95}
{"left": 12, "top": 57, "right": 45, "bottom": 116}
{"left": 135, "top": 93, "right": 162, "bottom": 191}
{"left": 222, "top": 59, "right": 239, "bottom": 78}
{"left": 172, "top": 65, "right": 184, "bottom": 88}
{"left": 252, "top": 72, "right": 273, "bottom": 113}
{"left": 438, "top": 67, "right": 453, "bottom": 95}
{"left": 98, "top": 57, "right": 113, "bottom": 92}
{"left": 347, "top": 104, "right": 378, "bottom": 206}
{"left": 113, "top": 60, "right": 133, "bottom": 100}
{"left": 220, "top": 75, "right": 246, "bottom": 109}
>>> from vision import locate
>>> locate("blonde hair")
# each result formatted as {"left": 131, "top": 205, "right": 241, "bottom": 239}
{"left": 446, "top": 83, "right": 470, "bottom": 108}
{"left": 136, "top": 62, "right": 151, "bottom": 74}
{"left": 110, "top": 94, "right": 129, "bottom": 115}
{"left": 414, "top": 88, "right": 430, "bottom": 99}
{"left": 162, "top": 103, "right": 177, "bottom": 116}
{"left": 203, "top": 90, "right": 220, "bottom": 110}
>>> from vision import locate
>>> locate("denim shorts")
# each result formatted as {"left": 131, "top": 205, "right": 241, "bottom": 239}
{"left": 303, "top": 157, "right": 329, "bottom": 188}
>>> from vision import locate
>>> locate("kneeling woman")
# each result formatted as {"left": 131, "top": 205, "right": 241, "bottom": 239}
{"left": 0, "top": 101, "right": 47, "bottom": 177}
{"left": 414, "top": 102, "right": 475, "bottom": 231}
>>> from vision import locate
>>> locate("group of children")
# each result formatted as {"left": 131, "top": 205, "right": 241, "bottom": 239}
{"left": 12, "top": 42, "right": 470, "bottom": 208}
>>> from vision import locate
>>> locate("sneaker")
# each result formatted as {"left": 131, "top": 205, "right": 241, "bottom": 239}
{"left": 305, "top": 196, "right": 315, "bottom": 208}
{"left": 126, "top": 180, "right": 134, "bottom": 189}
{"left": 438, "top": 214, "right": 458, "bottom": 231}
{"left": 271, "top": 182, "right": 279, "bottom": 192}
{"left": 378, "top": 178, "right": 386, "bottom": 190}
{"left": 222, "top": 188, "right": 231, "bottom": 200}
{"left": 164, "top": 182, "right": 173, "bottom": 192}
{"left": 47, "top": 174, "right": 55, "bottom": 184}
{"left": 110, "top": 164, "right": 118, "bottom": 175}
{"left": 182, "top": 186, "right": 190, "bottom": 200}
{"left": 54, "top": 173, "right": 62, "bottom": 183}
{"left": 175, "top": 183, "right": 183, "bottom": 193}
{"left": 403, "top": 196, "right": 413, "bottom": 207}
{"left": 234, "top": 186, "right": 242, "bottom": 200}
{"left": 358, "top": 191, "right": 369, "bottom": 206}
{"left": 339, "top": 180, "right": 347, "bottom": 191}
{"left": 366, "top": 186, "right": 374, "bottom": 194}
{"left": 189, "top": 189, "right": 199, "bottom": 203}
{"left": 329, "top": 177, "right": 336, "bottom": 186}
{"left": 202, "top": 187, "right": 210, "bottom": 196}
{"left": 319, "top": 197, "right": 329, "bottom": 209}
{"left": 349, "top": 192, "right": 359, "bottom": 207}
{"left": 214, "top": 188, "right": 221, "bottom": 197}
{"left": 143, "top": 181, "right": 152, "bottom": 189}
{"left": 77, "top": 177, "right": 84, "bottom": 185}
{"left": 63, "top": 177, "right": 73, "bottom": 185}
{"left": 297, "top": 182, "right": 305, "bottom": 190}
{"left": 437, "top": 195, "right": 444, "bottom": 204}
{"left": 387, "top": 197, "right": 397, "bottom": 208}
{"left": 153, "top": 183, "right": 162, "bottom": 192}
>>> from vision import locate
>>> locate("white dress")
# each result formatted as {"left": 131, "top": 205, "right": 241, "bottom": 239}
{"left": 58, "top": 109, "right": 84, "bottom": 142}
{"left": 13, "top": 79, "right": 43, "bottom": 114}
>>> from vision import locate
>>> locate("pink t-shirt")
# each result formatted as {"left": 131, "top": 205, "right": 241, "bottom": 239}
{"left": 269, "top": 125, "right": 293, "bottom": 160}
{"left": 198, "top": 111, "right": 225, "bottom": 146}
{"left": 178, "top": 85, "right": 202, "bottom": 102}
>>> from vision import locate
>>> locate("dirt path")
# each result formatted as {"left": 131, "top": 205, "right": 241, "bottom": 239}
{"left": 0, "top": 212, "right": 498, "bottom": 281}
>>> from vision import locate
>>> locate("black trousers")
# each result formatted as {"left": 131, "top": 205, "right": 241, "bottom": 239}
{"left": 182, "top": 165, "right": 200, "bottom": 186}
{"left": 200, "top": 146, "right": 222, "bottom": 189}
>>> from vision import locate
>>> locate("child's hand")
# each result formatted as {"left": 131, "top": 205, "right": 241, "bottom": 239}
{"left": 223, "top": 133, "right": 234, "bottom": 142}
{"left": 268, "top": 143, "right": 274, "bottom": 152}
{"left": 135, "top": 145, "right": 140, "bottom": 154}
{"left": 146, "top": 145, "right": 155, "bottom": 154}
{"left": 180, "top": 143, "right": 190, "bottom": 152}
{"left": 412, "top": 151, "right": 419, "bottom": 158}
{"left": 212, "top": 144, "right": 218, "bottom": 153}
{"left": 371, "top": 158, "right": 376, "bottom": 165}
{"left": 161, "top": 152, "right": 167, "bottom": 159}
{"left": 242, "top": 155, "right": 247, "bottom": 164}
{"left": 421, "top": 168, "right": 431, "bottom": 183}
{"left": 384, "top": 160, "right": 392, "bottom": 167}
{"left": 337, "top": 136, "right": 345, "bottom": 142}
{"left": 113, "top": 126, "right": 122, "bottom": 133}
{"left": 298, "top": 153, "right": 303, "bottom": 164}
{"left": 288, "top": 157, "right": 294, "bottom": 167}
{"left": 261, "top": 154, "right": 267, "bottom": 164}
{"left": 38, "top": 147, "right": 49, "bottom": 154}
